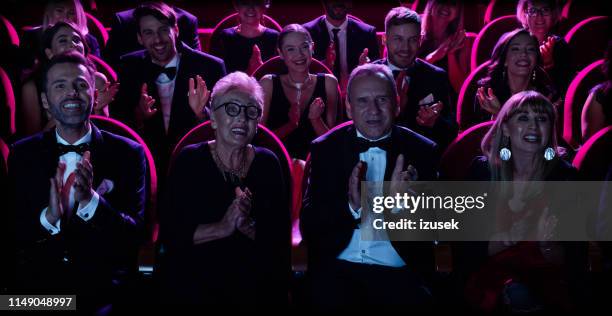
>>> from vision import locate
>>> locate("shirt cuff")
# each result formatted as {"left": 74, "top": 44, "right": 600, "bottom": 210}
{"left": 348, "top": 203, "right": 361, "bottom": 220}
{"left": 76, "top": 191, "right": 100, "bottom": 221}
{"left": 40, "top": 208, "right": 61, "bottom": 235}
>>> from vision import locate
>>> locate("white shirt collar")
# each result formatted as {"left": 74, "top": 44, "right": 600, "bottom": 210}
{"left": 164, "top": 54, "right": 179, "bottom": 68}
{"left": 56, "top": 124, "right": 92, "bottom": 145}
{"left": 356, "top": 129, "right": 391, "bottom": 142}
{"left": 325, "top": 16, "right": 348, "bottom": 33}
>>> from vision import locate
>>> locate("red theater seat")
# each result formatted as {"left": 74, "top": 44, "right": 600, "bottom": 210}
{"left": 88, "top": 55, "right": 117, "bottom": 82}
{"left": 573, "top": 125, "right": 612, "bottom": 181}
{"left": 471, "top": 15, "right": 521, "bottom": 71}
{"left": 563, "top": 59, "right": 605, "bottom": 150}
{"left": 457, "top": 60, "right": 491, "bottom": 131}
{"left": 86, "top": 12, "right": 109, "bottom": 48}
{"left": 564, "top": 16, "right": 609, "bottom": 75}
{"left": 440, "top": 121, "right": 494, "bottom": 180}
{"left": 0, "top": 15, "right": 19, "bottom": 47}
{"left": 483, "top": 0, "right": 519, "bottom": 25}
{"left": 0, "top": 66, "right": 16, "bottom": 139}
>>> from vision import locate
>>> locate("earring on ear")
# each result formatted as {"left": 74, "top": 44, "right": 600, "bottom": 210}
{"left": 499, "top": 136, "right": 512, "bottom": 161}
{"left": 544, "top": 147, "right": 555, "bottom": 160}
{"left": 211, "top": 122, "right": 217, "bottom": 129}
{"left": 532, "top": 69, "right": 536, "bottom": 82}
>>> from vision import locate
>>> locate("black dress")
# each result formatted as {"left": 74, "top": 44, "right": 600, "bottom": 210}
{"left": 591, "top": 82, "right": 612, "bottom": 126}
{"left": 209, "top": 27, "right": 279, "bottom": 73}
{"left": 267, "top": 73, "right": 327, "bottom": 160}
{"left": 162, "top": 142, "right": 290, "bottom": 305}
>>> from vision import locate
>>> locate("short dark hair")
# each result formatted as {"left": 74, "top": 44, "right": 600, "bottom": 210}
{"left": 133, "top": 1, "right": 177, "bottom": 31}
{"left": 232, "top": 0, "right": 270, "bottom": 8}
{"left": 41, "top": 51, "right": 96, "bottom": 92}
{"left": 385, "top": 6, "right": 421, "bottom": 35}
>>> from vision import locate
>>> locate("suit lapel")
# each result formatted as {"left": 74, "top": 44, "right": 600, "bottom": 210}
{"left": 42, "top": 129, "right": 60, "bottom": 179}
{"left": 88, "top": 124, "right": 105, "bottom": 191}
{"left": 343, "top": 125, "right": 360, "bottom": 179}
{"left": 346, "top": 19, "right": 357, "bottom": 71}
{"left": 316, "top": 16, "right": 330, "bottom": 59}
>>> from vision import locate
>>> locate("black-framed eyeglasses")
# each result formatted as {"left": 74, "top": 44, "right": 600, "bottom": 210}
{"left": 526, "top": 7, "right": 552, "bottom": 17}
{"left": 214, "top": 102, "right": 262, "bottom": 120}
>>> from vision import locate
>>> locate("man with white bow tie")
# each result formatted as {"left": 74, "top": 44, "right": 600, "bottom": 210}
{"left": 7, "top": 52, "right": 146, "bottom": 313}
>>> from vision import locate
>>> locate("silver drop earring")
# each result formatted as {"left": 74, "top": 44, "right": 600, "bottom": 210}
{"left": 500, "top": 136, "right": 511, "bottom": 161}
{"left": 544, "top": 147, "right": 555, "bottom": 161}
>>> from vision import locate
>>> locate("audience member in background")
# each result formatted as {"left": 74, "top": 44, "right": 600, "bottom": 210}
{"left": 474, "top": 29, "right": 556, "bottom": 125}
{"left": 301, "top": 64, "right": 438, "bottom": 311}
{"left": 303, "top": 0, "right": 380, "bottom": 91}
{"left": 112, "top": 2, "right": 226, "bottom": 175}
{"left": 373, "top": 7, "right": 456, "bottom": 150}
{"left": 104, "top": 1, "right": 200, "bottom": 67}
{"left": 464, "top": 91, "right": 583, "bottom": 314}
{"left": 20, "top": 22, "right": 117, "bottom": 137}
{"left": 8, "top": 52, "right": 146, "bottom": 314}
{"left": 581, "top": 41, "right": 611, "bottom": 141}
{"left": 259, "top": 24, "right": 338, "bottom": 160}
{"left": 162, "top": 72, "right": 290, "bottom": 305}
{"left": 516, "top": 0, "right": 572, "bottom": 94}
{"left": 20, "top": 0, "right": 100, "bottom": 71}
{"left": 209, "top": 0, "right": 279, "bottom": 74}
{"left": 419, "top": 0, "right": 472, "bottom": 94}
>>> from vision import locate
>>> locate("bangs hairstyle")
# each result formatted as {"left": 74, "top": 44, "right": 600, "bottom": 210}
{"left": 277, "top": 24, "right": 313, "bottom": 50}
{"left": 384, "top": 6, "right": 421, "bottom": 35}
{"left": 481, "top": 90, "right": 560, "bottom": 174}
{"left": 422, "top": 0, "right": 464, "bottom": 39}
{"left": 43, "top": 0, "right": 88, "bottom": 35}
{"left": 516, "top": 0, "right": 560, "bottom": 30}
{"left": 346, "top": 63, "right": 398, "bottom": 104}
{"left": 41, "top": 21, "right": 91, "bottom": 58}
{"left": 133, "top": 1, "right": 177, "bottom": 30}
{"left": 209, "top": 71, "right": 265, "bottom": 119}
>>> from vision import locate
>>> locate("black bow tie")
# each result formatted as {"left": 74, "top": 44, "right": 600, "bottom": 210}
{"left": 153, "top": 65, "right": 177, "bottom": 80}
{"left": 57, "top": 143, "right": 90, "bottom": 156}
{"left": 355, "top": 137, "right": 392, "bottom": 153}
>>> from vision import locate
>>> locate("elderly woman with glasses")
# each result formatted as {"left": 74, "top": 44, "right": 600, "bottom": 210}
{"left": 162, "top": 71, "right": 290, "bottom": 306}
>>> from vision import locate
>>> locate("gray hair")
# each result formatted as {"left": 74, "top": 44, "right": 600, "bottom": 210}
{"left": 346, "top": 63, "right": 398, "bottom": 103}
{"left": 209, "top": 71, "right": 264, "bottom": 116}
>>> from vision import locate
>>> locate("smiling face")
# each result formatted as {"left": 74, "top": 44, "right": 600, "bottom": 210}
{"left": 41, "top": 62, "right": 94, "bottom": 129}
{"left": 503, "top": 106, "right": 551, "bottom": 157}
{"left": 211, "top": 89, "right": 261, "bottom": 148}
{"left": 137, "top": 15, "right": 178, "bottom": 65}
{"left": 504, "top": 33, "right": 538, "bottom": 78}
{"left": 45, "top": 25, "right": 85, "bottom": 59}
{"left": 347, "top": 73, "right": 399, "bottom": 139}
{"left": 386, "top": 22, "right": 421, "bottom": 68}
{"left": 236, "top": 2, "right": 265, "bottom": 26}
{"left": 524, "top": 1, "right": 555, "bottom": 40}
{"left": 47, "top": 1, "right": 77, "bottom": 25}
{"left": 432, "top": 2, "right": 458, "bottom": 24}
{"left": 279, "top": 31, "right": 313, "bottom": 72}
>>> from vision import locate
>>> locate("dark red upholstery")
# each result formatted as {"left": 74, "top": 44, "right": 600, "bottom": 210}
{"left": 204, "top": 13, "right": 282, "bottom": 52}
{"left": 484, "top": 0, "right": 519, "bottom": 25}
{"left": 0, "top": 136, "right": 8, "bottom": 175}
{"left": 562, "top": 59, "right": 605, "bottom": 149}
{"left": 251, "top": 55, "right": 332, "bottom": 78}
{"left": 471, "top": 15, "right": 521, "bottom": 71}
{"left": 88, "top": 54, "right": 117, "bottom": 82}
{"left": 90, "top": 115, "right": 158, "bottom": 244}
{"left": 0, "top": 66, "right": 16, "bottom": 138}
{"left": 457, "top": 60, "right": 491, "bottom": 131}
{"left": 572, "top": 125, "right": 612, "bottom": 181}
{"left": 0, "top": 15, "right": 19, "bottom": 47}
{"left": 440, "top": 121, "right": 494, "bottom": 180}
{"left": 564, "top": 16, "right": 609, "bottom": 75}
{"left": 86, "top": 12, "right": 109, "bottom": 47}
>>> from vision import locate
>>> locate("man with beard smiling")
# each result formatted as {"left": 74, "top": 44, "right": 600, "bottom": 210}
{"left": 372, "top": 7, "right": 457, "bottom": 150}
{"left": 7, "top": 52, "right": 146, "bottom": 313}
{"left": 303, "top": 0, "right": 380, "bottom": 90}
{"left": 112, "top": 2, "right": 226, "bottom": 176}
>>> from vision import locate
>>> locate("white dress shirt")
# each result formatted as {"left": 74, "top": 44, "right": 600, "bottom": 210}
{"left": 325, "top": 17, "right": 349, "bottom": 88}
{"left": 337, "top": 130, "right": 406, "bottom": 267}
{"left": 156, "top": 54, "right": 180, "bottom": 133}
{"left": 40, "top": 128, "right": 100, "bottom": 235}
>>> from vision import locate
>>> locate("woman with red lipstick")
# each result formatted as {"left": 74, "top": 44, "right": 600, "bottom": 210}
{"left": 472, "top": 29, "right": 556, "bottom": 125}
{"left": 419, "top": 0, "right": 471, "bottom": 93}
{"left": 260, "top": 24, "right": 339, "bottom": 160}
{"left": 462, "top": 90, "right": 580, "bottom": 314}
{"left": 516, "top": 0, "right": 572, "bottom": 95}
{"left": 209, "top": 0, "right": 279, "bottom": 74}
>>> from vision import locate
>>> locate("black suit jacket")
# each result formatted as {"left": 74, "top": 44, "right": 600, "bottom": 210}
{"left": 112, "top": 42, "right": 226, "bottom": 173}
{"left": 372, "top": 58, "right": 457, "bottom": 150}
{"left": 103, "top": 7, "right": 201, "bottom": 67}
{"left": 303, "top": 16, "right": 380, "bottom": 76}
{"left": 300, "top": 124, "right": 439, "bottom": 275}
{"left": 7, "top": 124, "right": 146, "bottom": 296}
